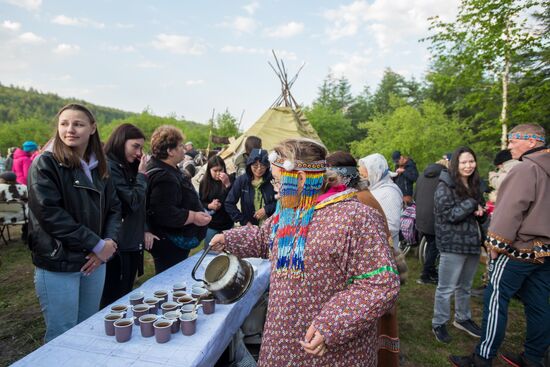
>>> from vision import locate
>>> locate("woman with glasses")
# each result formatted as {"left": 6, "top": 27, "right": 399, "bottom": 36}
{"left": 225, "top": 148, "right": 276, "bottom": 226}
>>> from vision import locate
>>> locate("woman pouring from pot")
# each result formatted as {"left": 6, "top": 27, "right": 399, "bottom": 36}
{"left": 210, "top": 138, "right": 400, "bottom": 367}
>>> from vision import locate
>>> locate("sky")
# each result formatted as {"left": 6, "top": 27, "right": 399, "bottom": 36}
{"left": 0, "top": 0, "right": 458, "bottom": 129}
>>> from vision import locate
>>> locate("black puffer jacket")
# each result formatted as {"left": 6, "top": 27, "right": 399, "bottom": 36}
{"left": 394, "top": 158, "right": 418, "bottom": 196}
{"left": 27, "top": 152, "right": 121, "bottom": 272}
{"left": 145, "top": 157, "right": 206, "bottom": 241}
{"left": 434, "top": 170, "right": 485, "bottom": 254}
{"left": 108, "top": 156, "right": 147, "bottom": 252}
{"left": 414, "top": 163, "right": 445, "bottom": 235}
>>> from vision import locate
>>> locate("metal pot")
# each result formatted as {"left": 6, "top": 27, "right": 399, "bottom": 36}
{"left": 191, "top": 243, "right": 254, "bottom": 304}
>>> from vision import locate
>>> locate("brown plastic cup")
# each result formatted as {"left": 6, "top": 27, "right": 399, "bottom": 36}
{"left": 114, "top": 318, "right": 134, "bottom": 343}
{"left": 191, "top": 287, "right": 209, "bottom": 300}
{"left": 160, "top": 301, "right": 180, "bottom": 314}
{"left": 172, "top": 290, "right": 188, "bottom": 301}
{"left": 164, "top": 311, "right": 182, "bottom": 334}
{"left": 172, "top": 282, "right": 187, "bottom": 292}
{"left": 144, "top": 297, "right": 161, "bottom": 314}
{"left": 110, "top": 304, "right": 129, "bottom": 317}
{"left": 104, "top": 313, "right": 124, "bottom": 336}
{"left": 132, "top": 304, "right": 151, "bottom": 325}
{"left": 153, "top": 290, "right": 169, "bottom": 305}
{"left": 180, "top": 313, "right": 197, "bottom": 336}
{"left": 202, "top": 298, "right": 215, "bottom": 315}
{"left": 129, "top": 292, "right": 145, "bottom": 306}
{"left": 154, "top": 320, "right": 172, "bottom": 343}
{"left": 180, "top": 303, "right": 201, "bottom": 314}
{"left": 139, "top": 314, "right": 158, "bottom": 337}
{"left": 176, "top": 295, "right": 196, "bottom": 306}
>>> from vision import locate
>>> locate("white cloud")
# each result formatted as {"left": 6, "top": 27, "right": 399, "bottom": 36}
{"left": 243, "top": 2, "right": 259, "bottom": 15}
{"left": 323, "top": 0, "right": 458, "bottom": 48}
{"left": 4, "top": 0, "right": 41, "bottom": 11}
{"left": 53, "top": 43, "right": 80, "bottom": 55}
{"left": 18, "top": 32, "right": 44, "bottom": 43}
{"left": 137, "top": 61, "right": 162, "bottom": 69}
{"left": 330, "top": 50, "right": 373, "bottom": 85}
{"left": 105, "top": 44, "right": 136, "bottom": 52}
{"left": 2, "top": 20, "right": 21, "bottom": 31}
{"left": 221, "top": 16, "right": 258, "bottom": 33}
{"left": 265, "top": 21, "right": 304, "bottom": 38}
{"left": 152, "top": 33, "right": 206, "bottom": 55}
{"left": 220, "top": 45, "right": 296, "bottom": 60}
{"left": 51, "top": 15, "right": 105, "bottom": 29}
{"left": 186, "top": 79, "right": 204, "bottom": 86}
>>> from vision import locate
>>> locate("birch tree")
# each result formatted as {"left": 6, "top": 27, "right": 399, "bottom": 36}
{"left": 425, "top": 0, "right": 543, "bottom": 148}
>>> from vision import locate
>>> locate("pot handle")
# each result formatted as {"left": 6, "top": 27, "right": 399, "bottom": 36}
{"left": 191, "top": 242, "right": 211, "bottom": 284}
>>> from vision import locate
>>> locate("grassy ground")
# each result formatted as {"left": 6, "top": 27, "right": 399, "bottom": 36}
{"left": 0, "top": 231, "right": 526, "bottom": 366}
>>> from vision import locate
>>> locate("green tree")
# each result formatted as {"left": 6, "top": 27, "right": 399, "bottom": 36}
{"left": 313, "top": 74, "right": 354, "bottom": 113}
{"left": 350, "top": 100, "right": 473, "bottom": 171}
{"left": 371, "top": 69, "right": 410, "bottom": 114}
{"left": 425, "top": 0, "right": 543, "bottom": 147}
{"left": 304, "top": 104, "right": 354, "bottom": 152}
{"left": 213, "top": 110, "right": 240, "bottom": 138}
{"left": 0, "top": 118, "right": 54, "bottom": 153}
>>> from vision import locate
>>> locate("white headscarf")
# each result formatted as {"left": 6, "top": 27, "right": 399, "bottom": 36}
{"left": 359, "top": 153, "right": 403, "bottom": 250}
{"left": 358, "top": 153, "right": 397, "bottom": 191}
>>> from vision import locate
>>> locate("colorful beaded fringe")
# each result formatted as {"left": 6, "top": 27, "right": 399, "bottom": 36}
{"left": 270, "top": 170, "right": 324, "bottom": 275}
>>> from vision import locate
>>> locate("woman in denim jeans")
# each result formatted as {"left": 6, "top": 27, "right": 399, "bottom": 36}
{"left": 431, "top": 146, "right": 486, "bottom": 344}
{"left": 28, "top": 104, "right": 121, "bottom": 342}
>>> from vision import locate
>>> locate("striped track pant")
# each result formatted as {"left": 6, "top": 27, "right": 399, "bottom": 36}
{"left": 475, "top": 254, "right": 550, "bottom": 364}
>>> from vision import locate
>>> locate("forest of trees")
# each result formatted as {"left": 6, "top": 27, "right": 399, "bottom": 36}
{"left": 0, "top": 0, "right": 547, "bottom": 176}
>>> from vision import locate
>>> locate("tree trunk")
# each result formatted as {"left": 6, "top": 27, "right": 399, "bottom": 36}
{"left": 500, "top": 57, "right": 510, "bottom": 149}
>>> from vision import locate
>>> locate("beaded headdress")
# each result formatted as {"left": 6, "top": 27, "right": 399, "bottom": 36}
{"left": 507, "top": 132, "right": 546, "bottom": 144}
{"left": 268, "top": 151, "right": 326, "bottom": 275}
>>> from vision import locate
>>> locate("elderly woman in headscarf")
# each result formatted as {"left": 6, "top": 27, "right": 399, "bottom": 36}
{"left": 358, "top": 153, "right": 403, "bottom": 251}
{"left": 327, "top": 151, "right": 405, "bottom": 367}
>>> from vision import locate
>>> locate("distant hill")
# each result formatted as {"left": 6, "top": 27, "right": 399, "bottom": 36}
{"left": 0, "top": 83, "right": 214, "bottom": 153}
{"left": 0, "top": 83, "right": 135, "bottom": 124}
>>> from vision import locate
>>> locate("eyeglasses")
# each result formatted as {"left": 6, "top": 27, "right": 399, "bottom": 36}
{"left": 251, "top": 163, "right": 266, "bottom": 169}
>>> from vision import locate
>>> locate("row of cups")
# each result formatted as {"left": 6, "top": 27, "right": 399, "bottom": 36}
{"left": 104, "top": 282, "right": 215, "bottom": 343}
{"left": 104, "top": 311, "right": 198, "bottom": 343}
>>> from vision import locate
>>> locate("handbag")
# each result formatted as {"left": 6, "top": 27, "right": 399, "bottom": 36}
{"left": 165, "top": 234, "right": 200, "bottom": 250}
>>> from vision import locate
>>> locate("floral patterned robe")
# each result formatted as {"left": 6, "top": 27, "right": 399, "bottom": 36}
{"left": 224, "top": 196, "right": 400, "bottom": 367}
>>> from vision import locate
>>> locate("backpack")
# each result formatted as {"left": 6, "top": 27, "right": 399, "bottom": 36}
{"left": 400, "top": 203, "right": 417, "bottom": 245}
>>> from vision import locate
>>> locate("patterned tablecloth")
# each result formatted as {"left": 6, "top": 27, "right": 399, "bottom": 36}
{"left": 12, "top": 252, "right": 270, "bottom": 367}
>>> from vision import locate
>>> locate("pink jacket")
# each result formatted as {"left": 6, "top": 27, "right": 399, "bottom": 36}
{"left": 12, "top": 148, "right": 33, "bottom": 185}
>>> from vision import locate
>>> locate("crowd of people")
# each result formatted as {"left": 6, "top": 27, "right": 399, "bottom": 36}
{"left": 0, "top": 102, "right": 548, "bottom": 367}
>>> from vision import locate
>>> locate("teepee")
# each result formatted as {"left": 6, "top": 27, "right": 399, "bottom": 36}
{"left": 219, "top": 52, "right": 322, "bottom": 173}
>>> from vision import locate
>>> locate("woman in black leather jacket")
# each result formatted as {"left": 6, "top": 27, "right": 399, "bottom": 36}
{"left": 100, "top": 123, "right": 158, "bottom": 307}
{"left": 28, "top": 103, "right": 121, "bottom": 342}
{"left": 145, "top": 125, "right": 211, "bottom": 274}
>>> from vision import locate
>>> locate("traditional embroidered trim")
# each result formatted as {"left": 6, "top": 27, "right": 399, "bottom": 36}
{"left": 268, "top": 151, "right": 326, "bottom": 172}
{"left": 346, "top": 266, "right": 399, "bottom": 284}
{"left": 485, "top": 235, "right": 550, "bottom": 263}
{"left": 314, "top": 190, "right": 356, "bottom": 210}
{"left": 378, "top": 335, "right": 400, "bottom": 353}
{"left": 507, "top": 132, "right": 546, "bottom": 143}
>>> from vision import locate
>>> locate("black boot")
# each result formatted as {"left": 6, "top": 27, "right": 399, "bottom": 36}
{"left": 449, "top": 353, "right": 492, "bottom": 367}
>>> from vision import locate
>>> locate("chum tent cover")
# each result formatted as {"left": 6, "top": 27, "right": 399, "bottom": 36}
{"left": 218, "top": 106, "right": 322, "bottom": 173}
{"left": 192, "top": 52, "right": 324, "bottom": 188}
